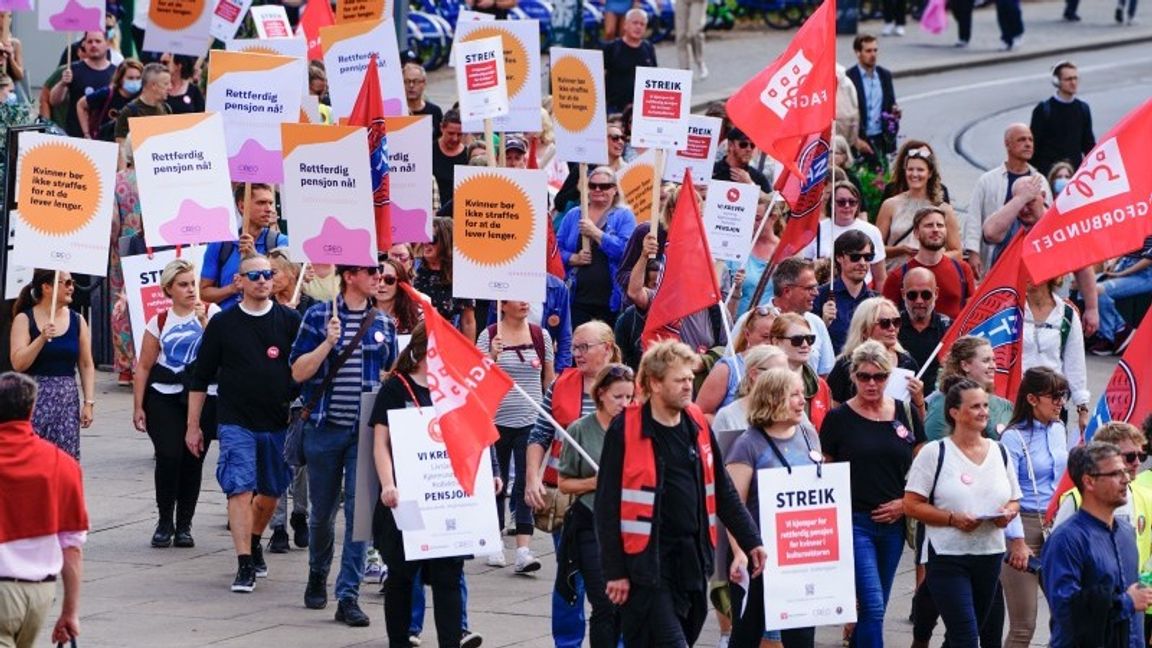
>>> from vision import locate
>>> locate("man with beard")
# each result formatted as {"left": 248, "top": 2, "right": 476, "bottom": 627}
{"left": 896, "top": 268, "right": 949, "bottom": 396}
{"left": 882, "top": 207, "right": 975, "bottom": 320}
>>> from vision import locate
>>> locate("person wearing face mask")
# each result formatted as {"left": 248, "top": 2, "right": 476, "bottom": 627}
{"left": 1046, "top": 161, "right": 1074, "bottom": 196}
{"left": 76, "top": 58, "right": 142, "bottom": 141}
{"left": 113, "top": 61, "right": 171, "bottom": 151}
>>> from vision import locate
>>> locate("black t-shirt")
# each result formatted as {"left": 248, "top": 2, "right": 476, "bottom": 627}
{"left": 819, "top": 401, "right": 925, "bottom": 512}
{"left": 603, "top": 39, "right": 657, "bottom": 112}
{"left": 192, "top": 303, "right": 302, "bottom": 431}
{"left": 64, "top": 61, "right": 118, "bottom": 137}
{"left": 1005, "top": 171, "right": 1031, "bottom": 203}
{"left": 897, "top": 311, "right": 950, "bottom": 396}
{"left": 83, "top": 86, "right": 135, "bottom": 141}
{"left": 166, "top": 83, "right": 205, "bottom": 115}
{"left": 432, "top": 144, "right": 468, "bottom": 208}
{"left": 826, "top": 351, "right": 920, "bottom": 403}
{"left": 574, "top": 242, "right": 612, "bottom": 308}
{"left": 413, "top": 100, "right": 444, "bottom": 142}
{"left": 712, "top": 159, "right": 772, "bottom": 195}
{"left": 369, "top": 374, "right": 431, "bottom": 428}
{"left": 651, "top": 416, "right": 701, "bottom": 537}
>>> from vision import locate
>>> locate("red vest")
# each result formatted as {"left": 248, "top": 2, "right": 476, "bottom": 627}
{"left": 620, "top": 403, "right": 717, "bottom": 554}
{"left": 543, "top": 369, "right": 585, "bottom": 487}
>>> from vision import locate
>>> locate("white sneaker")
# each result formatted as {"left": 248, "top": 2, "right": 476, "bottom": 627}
{"left": 697, "top": 62, "right": 709, "bottom": 80}
{"left": 894, "top": 25, "right": 905, "bottom": 35}
{"left": 486, "top": 552, "right": 506, "bottom": 568}
{"left": 513, "top": 548, "right": 541, "bottom": 574}
{"left": 881, "top": 22, "right": 895, "bottom": 35}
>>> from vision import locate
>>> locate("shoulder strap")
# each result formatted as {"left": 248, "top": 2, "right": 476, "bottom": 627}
{"left": 928, "top": 440, "right": 946, "bottom": 505}
{"left": 216, "top": 240, "right": 235, "bottom": 271}
{"left": 1059, "top": 301, "right": 1074, "bottom": 352}
{"left": 486, "top": 323, "right": 498, "bottom": 343}
{"left": 300, "top": 306, "right": 378, "bottom": 418}
{"left": 529, "top": 323, "right": 546, "bottom": 362}
{"left": 999, "top": 441, "right": 1008, "bottom": 468}
{"left": 950, "top": 258, "right": 969, "bottom": 305}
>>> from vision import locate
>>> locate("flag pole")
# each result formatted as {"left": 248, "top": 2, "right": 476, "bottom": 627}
{"left": 717, "top": 299, "right": 740, "bottom": 374}
{"left": 828, "top": 120, "right": 836, "bottom": 291}
{"left": 484, "top": 119, "right": 496, "bottom": 168}
{"left": 511, "top": 382, "right": 599, "bottom": 471}
{"left": 498, "top": 131, "right": 507, "bottom": 167}
{"left": 241, "top": 182, "right": 252, "bottom": 236}
{"left": 914, "top": 342, "right": 943, "bottom": 382}
{"left": 291, "top": 261, "right": 310, "bottom": 306}
{"left": 579, "top": 162, "right": 590, "bottom": 253}
{"left": 649, "top": 148, "right": 665, "bottom": 259}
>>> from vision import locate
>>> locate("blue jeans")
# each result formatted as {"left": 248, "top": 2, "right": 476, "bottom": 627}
{"left": 553, "top": 530, "right": 587, "bottom": 648}
{"left": 850, "top": 513, "right": 906, "bottom": 648}
{"left": 410, "top": 569, "right": 469, "bottom": 633}
{"left": 925, "top": 551, "right": 1003, "bottom": 648}
{"left": 1097, "top": 261, "right": 1152, "bottom": 341}
{"left": 304, "top": 421, "right": 365, "bottom": 602}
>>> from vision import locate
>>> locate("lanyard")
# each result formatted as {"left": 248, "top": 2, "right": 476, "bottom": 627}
{"left": 760, "top": 426, "right": 822, "bottom": 478}
{"left": 396, "top": 373, "right": 426, "bottom": 413}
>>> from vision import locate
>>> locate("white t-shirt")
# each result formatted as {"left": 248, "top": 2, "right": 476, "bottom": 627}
{"left": 145, "top": 305, "right": 221, "bottom": 396}
{"left": 905, "top": 438, "right": 1022, "bottom": 556}
{"left": 799, "top": 218, "right": 887, "bottom": 284}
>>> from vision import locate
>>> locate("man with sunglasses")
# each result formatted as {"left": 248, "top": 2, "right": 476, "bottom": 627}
{"left": 882, "top": 206, "right": 975, "bottom": 320}
{"left": 712, "top": 128, "right": 771, "bottom": 194}
{"left": 895, "top": 268, "right": 949, "bottom": 396}
{"left": 187, "top": 254, "right": 302, "bottom": 594}
{"left": 814, "top": 230, "right": 876, "bottom": 354}
{"left": 200, "top": 183, "right": 289, "bottom": 311}
{"left": 1042, "top": 442, "right": 1152, "bottom": 648}
{"left": 289, "top": 263, "right": 397, "bottom": 626}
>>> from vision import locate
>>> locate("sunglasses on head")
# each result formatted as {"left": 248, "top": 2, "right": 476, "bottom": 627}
{"left": 875, "top": 317, "right": 902, "bottom": 330}
{"left": 243, "top": 269, "right": 276, "bottom": 281}
{"left": 845, "top": 252, "right": 874, "bottom": 263}
{"left": 780, "top": 334, "right": 816, "bottom": 347}
{"left": 906, "top": 146, "right": 933, "bottom": 160}
{"left": 855, "top": 371, "right": 890, "bottom": 383}
{"left": 1123, "top": 451, "right": 1149, "bottom": 464}
{"left": 835, "top": 198, "right": 859, "bottom": 208}
{"left": 588, "top": 182, "right": 616, "bottom": 191}
{"left": 753, "top": 304, "right": 780, "bottom": 318}
{"left": 905, "top": 289, "right": 933, "bottom": 302}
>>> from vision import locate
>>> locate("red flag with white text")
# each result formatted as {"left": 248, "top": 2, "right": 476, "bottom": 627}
{"left": 725, "top": 0, "right": 836, "bottom": 177}
{"left": 1023, "top": 98, "right": 1152, "bottom": 283}
{"left": 641, "top": 169, "right": 722, "bottom": 346}
{"left": 347, "top": 54, "right": 391, "bottom": 251}
{"left": 403, "top": 285, "right": 512, "bottom": 495}
{"left": 297, "top": 0, "right": 334, "bottom": 62}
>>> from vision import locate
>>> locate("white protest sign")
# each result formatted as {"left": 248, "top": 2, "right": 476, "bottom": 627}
{"left": 209, "top": 0, "right": 253, "bottom": 41}
{"left": 320, "top": 17, "right": 407, "bottom": 121}
{"left": 459, "top": 20, "right": 542, "bottom": 133}
{"left": 757, "top": 462, "right": 857, "bottom": 631}
{"left": 883, "top": 367, "right": 915, "bottom": 403}
{"left": 144, "top": 0, "right": 214, "bottom": 56}
{"left": 703, "top": 180, "right": 758, "bottom": 263}
{"left": 452, "top": 166, "right": 546, "bottom": 303}
{"left": 454, "top": 36, "right": 508, "bottom": 123}
{"left": 130, "top": 112, "right": 237, "bottom": 248}
{"left": 385, "top": 115, "right": 434, "bottom": 244}
{"left": 250, "top": 4, "right": 291, "bottom": 38}
{"left": 630, "top": 67, "right": 693, "bottom": 150}
{"left": 550, "top": 47, "right": 608, "bottom": 165}
{"left": 227, "top": 36, "right": 310, "bottom": 96}
{"left": 388, "top": 407, "right": 502, "bottom": 560}
{"left": 121, "top": 246, "right": 208, "bottom": 357}
{"left": 12, "top": 134, "right": 117, "bottom": 275}
{"left": 664, "top": 115, "right": 722, "bottom": 183}
{"left": 448, "top": 9, "right": 495, "bottom": 67}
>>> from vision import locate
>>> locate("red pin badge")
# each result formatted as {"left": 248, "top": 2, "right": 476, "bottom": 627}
{"left": 267, "top": 346, "right": 280, "bottom": 359}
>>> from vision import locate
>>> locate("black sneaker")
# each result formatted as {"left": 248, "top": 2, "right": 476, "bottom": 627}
{"left": 305, "top": 570, "right": 328, "bottom": 609}
{"left": 1088, "top": 335, "right": 1117, "bottom": 356}
{"left": 173, "top": 527, "right": 195, "bottom": 548}
{"left": 334, "top": 597, "right": 371, "bottom": 627}
{"left": 231, "top": 563, "right": 256, "bottom": 593}
{"left": 1115, "top": 325, "right": 1136, "bottom": 354}
{"left": 460, "top": 630, "right": 483, "bottom": 648}
{"left": 1117, "top": 5, "right": 1125, "bottom": 22}
{"left": 268, "top": 526, "right": 290, "bottom": 554}
{"left": 291, "top": 512, "right": 310, "bottom": 548}
{"left": 151, "top": 521, "right": 174, "bottom": 548}
{"left": 251, "top": 543, "right": 269, "bottom": 578}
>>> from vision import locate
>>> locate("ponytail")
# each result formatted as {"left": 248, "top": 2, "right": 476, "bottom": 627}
{"left": 11, "top": 269, "right": 53, "bottom": 317}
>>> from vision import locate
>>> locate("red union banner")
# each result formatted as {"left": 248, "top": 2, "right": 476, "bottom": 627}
{"left": 1023, "top": 98, "right": 1152, "bottom": 283}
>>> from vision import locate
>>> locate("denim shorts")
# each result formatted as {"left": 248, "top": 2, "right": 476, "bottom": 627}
{"left": 216, "top": 424, "right": 292, "bottom": 497}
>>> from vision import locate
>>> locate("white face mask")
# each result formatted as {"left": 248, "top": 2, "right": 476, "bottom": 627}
{"left": 3, "top": 93, "right": 17, "bottom": 105}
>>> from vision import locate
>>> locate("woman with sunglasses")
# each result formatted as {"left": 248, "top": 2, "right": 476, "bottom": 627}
{"left": 997, "top": 366, "right": 1071, "bottom": 648}
{"left": 555, "top": 363, "right": 634, "bottom": 647}
{"left": 924, "top": 336, "right": 1013, "bottom": 441}
{"left": 820, "top": 340, "right": 925, "bottom": 648}
{"left": 875, "top": 145, "right": 962, "bottom": 270}
{"left": 799, "top": 183, "right": 887, "bottom": 290}
{"left": 413, "top": 217, "right": 476, "bottom": 341}
{"left": 1022, "top": 277, "right": 1090, "bottom": 435}
{"left": 826, "top": 297, "right": 923, "bottom": 411}
{"left": 377, "top": 259, "right": 422, "bottom": 335}
{"left": 9, "top": 270, "right": 96, "bottom": 460}
{"left": 770, "top": 313, "right": 832, "bottom": 430}
{"left": 726, "top": 367, "right": 821, "bottom": 648}
{"left": 696, "top": 304, "right": 779, "bottom": 419}
{"left": 132, "top": 259, "right": 221, "bottom": 548}
{"left": 557, "top": 166, "right": 637, "bottom": 328}
{"left": 904, "top": 379, "right": 1021, "bottom": 648}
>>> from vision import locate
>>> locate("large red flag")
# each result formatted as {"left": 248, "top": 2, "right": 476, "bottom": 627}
{"left": 725, "top": 0, "right": 836, "bottom": 177}
{"left": 938, "top": 233, "right": 1027, "bottom": 401}
{"left": 641, "top": 169, "right": 722, "bottom": 346}
{"left": 347, "top": 55, "right": 391, "bottom": 251}
{"left": 1023, "top": 98, "right": 1152, "bottom": 283}
{"left": 770, "top": 127, "right": 831, "bottom": 265}
{"left": 403, "top": 285, "right": 512, "bottom": 495}
{"left": 296, "top": 0, "right": 334, "bottom": 62}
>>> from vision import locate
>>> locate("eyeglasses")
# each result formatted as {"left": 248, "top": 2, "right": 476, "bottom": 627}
{"left": 855, "top": 371, "right": 890, "bottom": 383}
{"left": 780, "top": 334, "right": 816, "bottom": 347}
{"left": 875, "top": 317, "right": 902, "bottom": 330}
{"left": 380, "top": 275, "right": 398, "bottom": 286}
{"left": 835, "top": 198, "right": 859, "bottom": 208}
{"left": 1090, "top": 469, "right": 1133, "bottom": 481}
{"left": 754, "top": 304, "right": 781, "bottom": 318}
{"left": 608, "top": 134, "right": 625, "bottom": 142}
{"left": 733, "top": 140, "right": 754, "bottom": 149}
{"left": 243, "top": 269, "right": 276, "bottom": 281}
{"left": 57, "top": 278, "right": 74, "bottom": 288}
{"left": 845, "top": 252, "right": 874, "bottom": 263}
{"left": 403, "top": 78, "right": 426, "bottom": 85}
{"left": 572, "top": 342, "right": 603, "bottom": 354}
{"left": 788, "top": 283, "right": 820, "bottom": 293}
{"left": 589, "top": 182, "right": 616, "bottom": 191}
{"left": 358, "top": 266, "right": 381, "bottom": 276}
{"left": 905, "top": 290, "right": 934, "bottom": 302}
{"left": 1041, "top": 391, "right": 1070, "bottom": 403}
{"left": 906, "top": 146, "right": 933, "bottom": 160}
{"left": 389, "top": 253, "right": 411, "bottom": 262}
{"left": 1122, "top": 451, "right": 1148, "bottom": 464}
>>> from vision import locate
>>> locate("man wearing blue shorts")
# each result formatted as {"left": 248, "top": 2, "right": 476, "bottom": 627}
{"left": 187, "top": 254, "right": 302, "bottom": 592}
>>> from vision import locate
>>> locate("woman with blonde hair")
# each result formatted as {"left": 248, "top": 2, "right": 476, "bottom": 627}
{"left": 712, "top": 345, "right": 789, "bottom": 437}
{"left": 696, "top": 305, "right": 779, "bottom": 417}
{"left": 924, "top": 336, "right": 1013, "bottom": 441}
{"left": 826, "top": 296, "right": 923, "bottom": 408}
{"left": 770, "top": 312, "right": 833, "bottom": 429}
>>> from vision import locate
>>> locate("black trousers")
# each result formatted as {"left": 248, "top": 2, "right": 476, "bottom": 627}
{"left": 494, "top": 425, "right": 534, "bottom": 535}
{"left": 572, "top": 303, "right": 618, "bottom": 330}
{"left": 925, "top": 552, "right": 1004, "bottom": 648}
{"left": 913, "top": 567, "right": 1005, "bottom": 647}
{"left": 952, "top": 0, "right": 975, "bottom": 41}
{"left": 619, "top": 584, "right": 707, "bottom": 647}
{"left": 383, "top": 557, "right": 464, "bottom": 648}
{"left": 728, "top": 573, "right": 816, "bottom": 648}
{"left": 883, "top": 0, "right": 907, "bottom": 24}
{"left": 570, "top": 504, "right": 619, "bottom": 647}
{"left": 144, "top": 390, "right": 215, "bottom": 529}
{"left": 995, "top": 0, "right": 1024, "bottom": 44}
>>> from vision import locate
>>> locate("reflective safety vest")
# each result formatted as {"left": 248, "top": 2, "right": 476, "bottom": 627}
{"left": 620, "top": 402, "right": 717, "bottom": 554}
{"left": 543, "top": 369, "right": 585, "bottom": 487}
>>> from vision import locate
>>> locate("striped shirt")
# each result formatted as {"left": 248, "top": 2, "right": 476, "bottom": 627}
{"left": 476, "top": 326, "right": 554, "bottom": 428}
{"left": 325, "top": 309, "right": 366, "bottom": 427}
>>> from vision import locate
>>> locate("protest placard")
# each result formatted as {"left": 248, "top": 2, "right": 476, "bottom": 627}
{"left": 320, "top": 18, "right": 406, "bottom": 121}
{"left": 664, "top": 115, "right": 721, "bottom": 183}
{"left": 281, "top": 123, "right": 376, "bottom": 266}
{"left": 618, "top": 148, "right": 656, "bottom": 224}
{"left": 0, "top": 0, "right": 32, "bottom": 12}
{"left": 447, "top": 9, "right": 494, "bottom": 67}
{"left": 630, "top": 67, "right": 693, "bottom": 150}
{"left": 205, "top": 50, "right": 305, "bottom": 183}
{"left": 12, "top": 134, "right": 116, "bottom": 275}
{"left": 336, "top": 0, "right": 385, "bottom": 23}
{"left": 38, "top": 0, "right": 101, "bottom": 31}
{"left": 385, "top": 115, "right": 433, "bottom": 244}
{"left": 227, "top": 35, "right": 309, "bottom": 95}
{"left": 458, "top": 20, "right": 541, "bottom": 133}
{"left": 143, "top": 0, "right": 213, "bottom": 55}
{"left": 453, "top": 35, "right": 507, "bottom": 123}
{"left": 250, "top": 4, "right": 291, "bottom": 38}
{"left": 209, "top": 0, "right": 252, "bottom": 41}
{"left": 549, "top": 47, "right": 607, "bottom": 166}
{"left": 452, "top": 166, "right": 546, "bottom": 303}
{"left": 130, "top": 112, "right": 237, "bottom": 248}
{"left": 121, "top": 246, "right": 208, "bottom": 357}
{"left": 757, "top": 462, "right": 857, "bottom": 631}
{"left": 702, "top": 180, "right": 758, "bottom": 263}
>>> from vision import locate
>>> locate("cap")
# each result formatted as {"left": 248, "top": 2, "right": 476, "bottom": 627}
{"left": 727, "top": 127, "right": 750, "bottom": 142}
{"left": 504, "top": 136, "right": 528, "bottom": 153}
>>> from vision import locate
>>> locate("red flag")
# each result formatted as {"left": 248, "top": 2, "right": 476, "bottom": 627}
{"left": 1023, "top": 98, "right": 1152, "bottom": 283}
{"left": 938, "top": 234, "right": 1027, "bottom": 401}
{"left": 546, "top": 219, "right": 566, "bottom": 279}
{"left": 641, "top": 169, "right": 722, "bottom": 346}
{"left": 771, "top": 127, "right": 831, "bottom": 265}
{"left": 296, "top": 0, "right": 334, "bottom": 62}
{"left": 403, "top": 285, "right": 513, "bottom": 495}
{"left": 725, "top": 0, "right": 836, "bottom": 177}
{"left": 347, "top": 55, "right": 391, "bottom": 251}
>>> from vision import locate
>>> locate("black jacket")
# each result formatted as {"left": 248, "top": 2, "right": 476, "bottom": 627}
{"left": 595, "top": 403, "right": 762, "bottom": 587}
{"left": 846, "top": 64, "right": 896, "bottom": 141}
